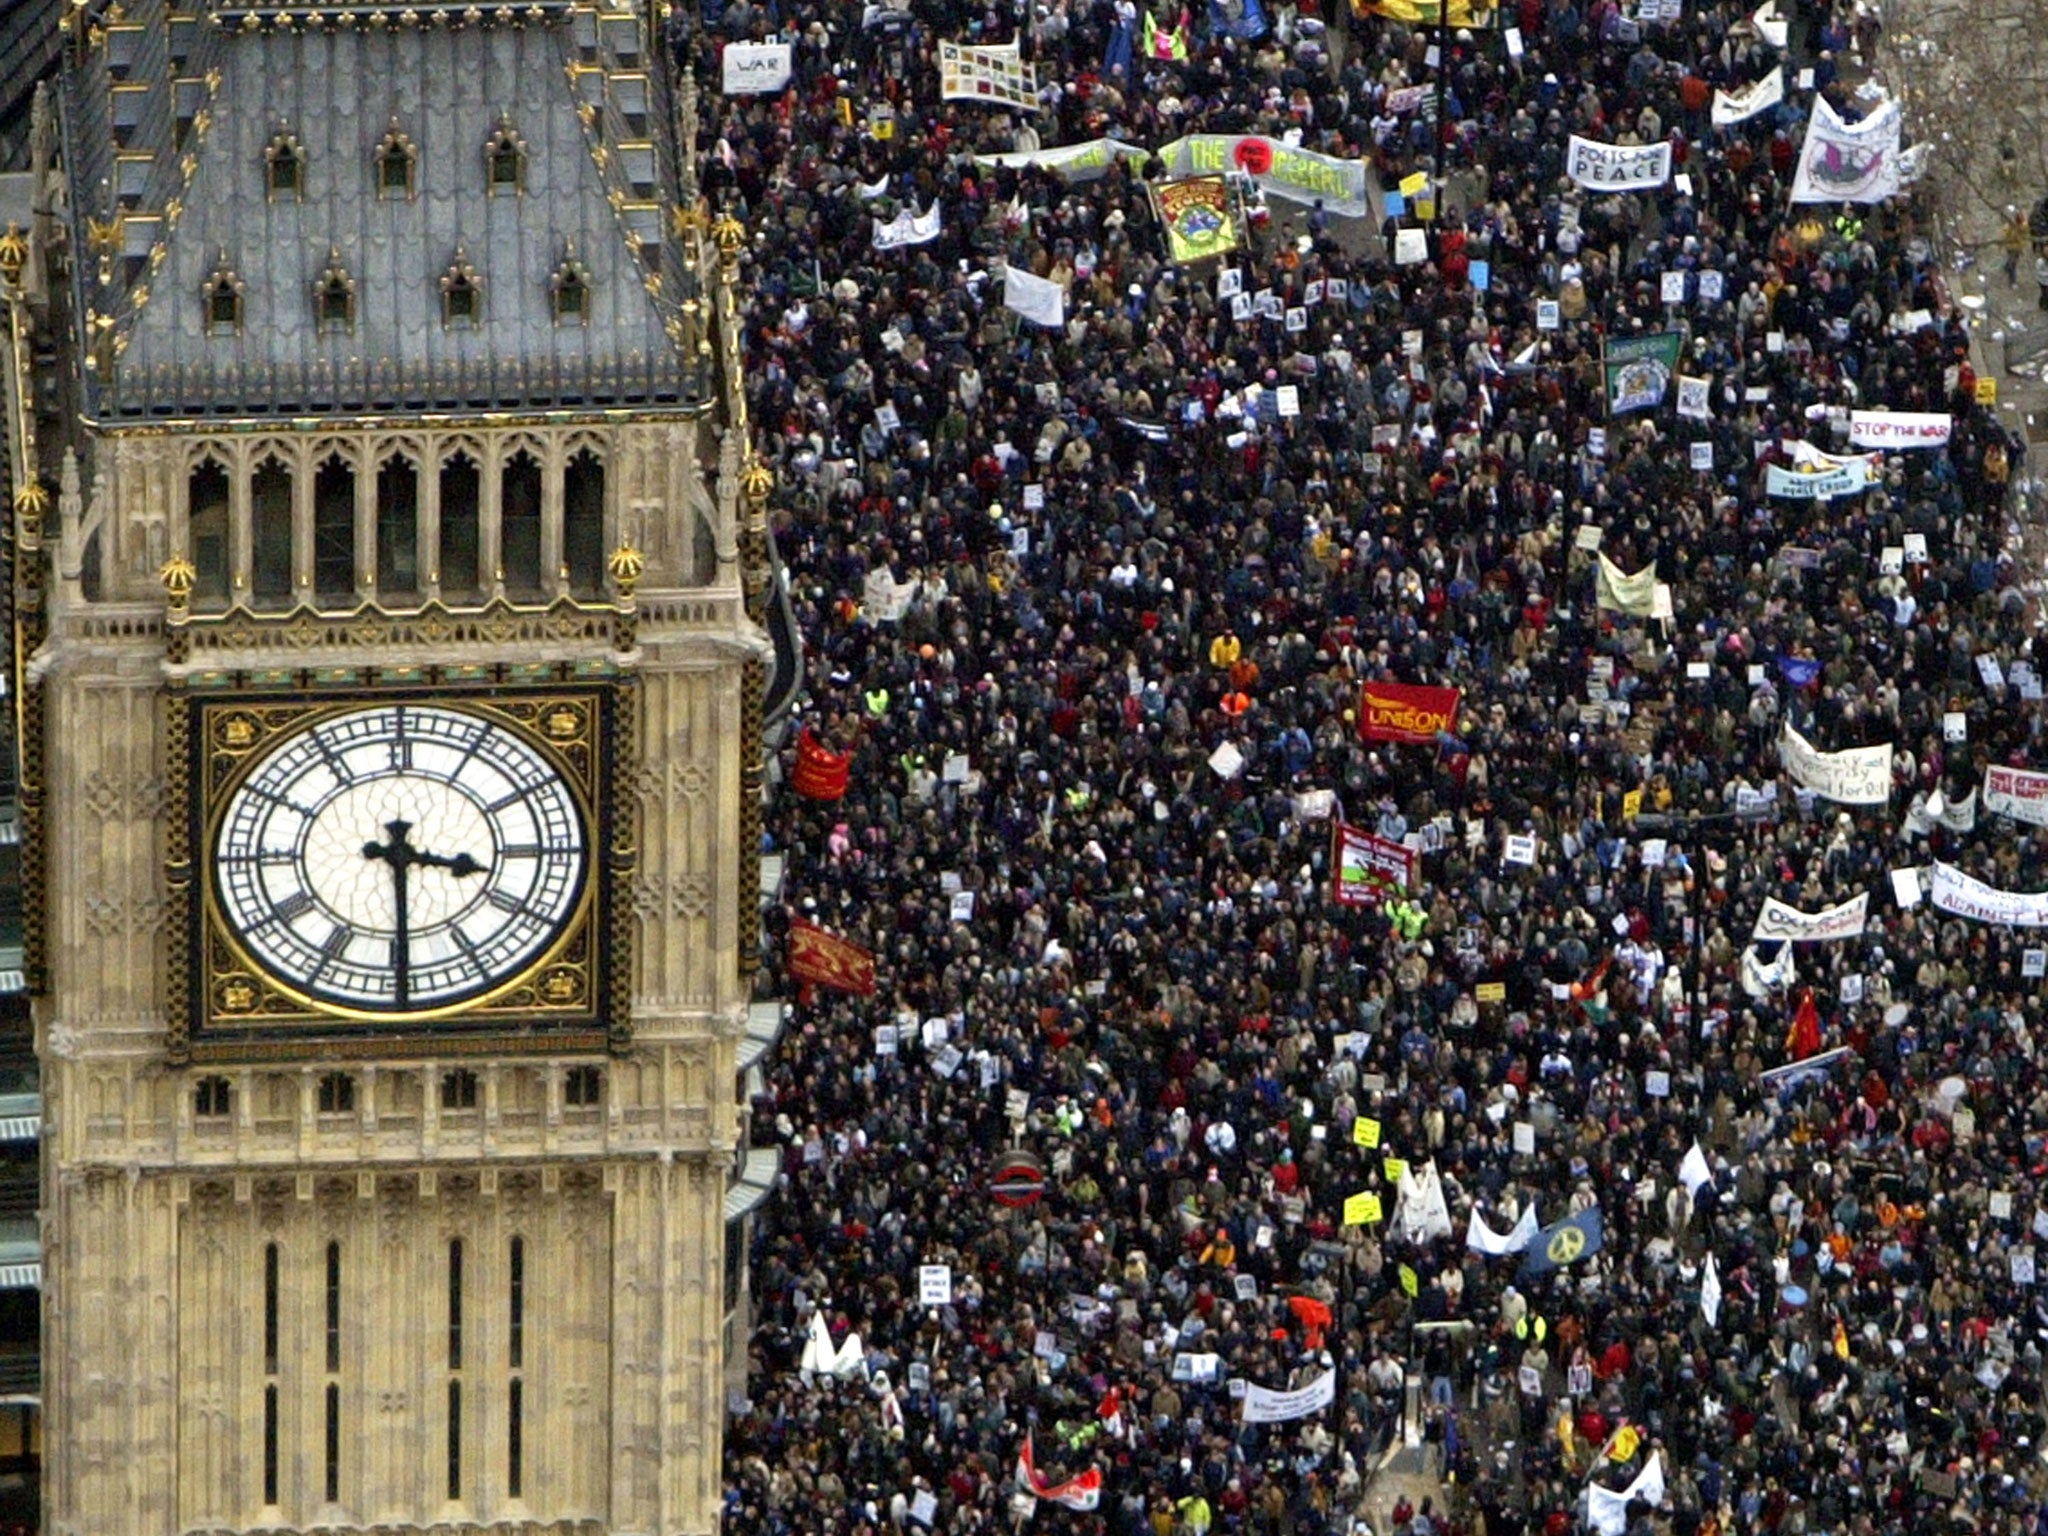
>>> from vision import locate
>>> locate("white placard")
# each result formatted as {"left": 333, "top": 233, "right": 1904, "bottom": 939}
{"left": 1537, "top": 300, "right": 1561, "bottom": 330}
{"left": 1690, "top": 442, "right": 1714, "bottom": 470}
{"left": 2027, "top": 949, "right": 2047, "bottom": 979}
{"left": 919, "top": 1264, "right": 954, "bottom": 1306}
{"left": 950, "top": 890, "right": 978, "bottom": 922}
{"left": 1944, "top": 711, "right": 1968, "bottom": 742}
{"left": 1645, "top": 1070, "right": 1671, "bottom": 1097}
{"left": 1394, "top": 228, "right": 1428, "bottom": 265}
{"left": 1504, "top": 833, "right": 1537, "bottom": 866}
{"left": 1661, "top": 271, "right": 1686, "bottom": 304}
{"left": 1513, "top": 1121, "right": 1536, "bottom": 1154}
{"left": 1276, "top": 385, "right": 1301, "bottom": 418}
{"left": 723, "top": 40, "right": 794, "bottom": 93}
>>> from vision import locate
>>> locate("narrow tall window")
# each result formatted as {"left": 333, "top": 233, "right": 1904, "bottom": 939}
{"left": 441, "top": 1070, "right": 478, "bottom": 1110}
{"left": 315, "top": 249, "right": 355, "bottom": 333}
{"left": 324, "top": 1382, "right": 340, "bottom": 1502}
{"left": 563, "top": 449, "right": 605, "bottom": 599}
{"left": 500, "top": 451, "right": 543, "bottom": 600}
{"left": 375, "top": 456, "right": 419, "bottom": 597}
{"left": 252, "top": 454, "right": 294, "bottom": 608}
{"left": 263, "top": 1383, "right": 280, "bottom": 1506}
{"left": 188, "top": 460, "right": 229, "bottom": 608}
{"left": 263, "top": 1242, "right": 280, "bottom": 1371}
{"left": 205, "top": 261, "right": 244, "bottom": 335}
{"left": 266, "top": 128, "right": 305, "bottom": 200}
{"left": 565, "top": 1065, "right": 603, "bottom": 1107}
{"left": 446, "top": 1380, "right": 462, "bottom": 1501}
{"left": 325, "top": 1241, "right": 341, "bottom": 1372}
{"left": 313, "top": 454, "right": 356, "bottom": 605}
{"left": 438, "top": 453, "right": 482, "bottom": 602}
{"left": 551, "top": 249, "right": 591, "bottom": 325}
{"left": 485, "top": 119, "right": 527, "bottom": 195}
{"left": 509, "top": 1236, "right": 524, "bottom": 1369}
{"left": 440, "top": 250, "right": 483, "bottom": 330}
{"left": 448, "top": 1238, "right": 463, "bottom": 1370}
{"left": 376, "top": 121, "right": 417, "bottom": 200}
{"left": 508, "top": 1376, "right": 523, "bottom": 1498}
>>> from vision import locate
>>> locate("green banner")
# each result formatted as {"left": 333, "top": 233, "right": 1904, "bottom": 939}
{"left": 1604, "top": 330, "right": 1684, "bottom": 415}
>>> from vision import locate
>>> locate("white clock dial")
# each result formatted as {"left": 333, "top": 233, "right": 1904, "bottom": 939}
{"left": 212, "top": 703, "right": 589, "bottom": 1014}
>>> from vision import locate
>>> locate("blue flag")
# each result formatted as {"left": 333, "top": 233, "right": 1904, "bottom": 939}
{"left": 1778, "top": 655, "right": 1821, "bottom": 689}
{"left": 1519, "top": 1206, "right": 1604, "bottom": 1278}
{"left": 1210, "top": 0, "right": 1269, "bottom": 38}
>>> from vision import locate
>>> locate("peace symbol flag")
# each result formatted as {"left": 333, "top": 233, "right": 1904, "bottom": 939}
{"left": 1518, "top": 1205, "right": 1604, "bottom": 1278}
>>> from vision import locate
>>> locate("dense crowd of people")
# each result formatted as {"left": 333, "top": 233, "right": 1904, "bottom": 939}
{"left": 701, "top": 0, "right": 2048, "bottom": 1534}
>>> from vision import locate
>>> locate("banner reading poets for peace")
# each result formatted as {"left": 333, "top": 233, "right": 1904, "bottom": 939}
{"left": 1566, "top": 137, "right": 1672, "bottom": 192}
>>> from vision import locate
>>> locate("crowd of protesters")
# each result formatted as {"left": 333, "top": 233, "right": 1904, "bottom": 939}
{"left": 698, "top": 0, "right": 2048, "bottom": 1534}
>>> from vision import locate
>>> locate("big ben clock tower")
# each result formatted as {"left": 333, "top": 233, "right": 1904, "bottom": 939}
{"left": 0, "top": 0, "right": 777, "bottom": 1530}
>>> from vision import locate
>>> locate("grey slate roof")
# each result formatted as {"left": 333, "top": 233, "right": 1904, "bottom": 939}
{"left": 63, "top": 1, "right": 702, "bottom": 418}
{"left": 0, "top": 0, "right": 59, "bottom": 173}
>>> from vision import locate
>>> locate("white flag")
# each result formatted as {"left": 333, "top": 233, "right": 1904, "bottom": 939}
{"left": 1700, "top": 1253, "right": 1722, "bottom": 1327}
{"left": 1396, "top": 1161, "right": 1455, "bottom": 1243}
{"left": 1596, "top": 553, "right": 1659, "bottom": 616}
{"left": 1003, "top": 265, "right": 1067, "bottom": 329}
{"left": 1710, "top": 67, "right": 1783, "bottom": 126}
{"left": 1678, "top": 1141, "right": 1713, "bottom": 1196}
{"left": 1588, "top": 1453, "right": 1667, "bottom": 1536}
{"left": 1467, "top": 1202, "right": 1540, "bottom": 1256}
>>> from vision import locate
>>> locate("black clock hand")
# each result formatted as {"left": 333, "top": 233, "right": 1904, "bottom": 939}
{"left": 362, "top": 819, "right": 485, "bottom": 1009}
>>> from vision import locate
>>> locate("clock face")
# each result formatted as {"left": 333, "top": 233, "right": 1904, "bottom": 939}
{"left": 211, "top": 703, "right": 589, "bottom": 1015}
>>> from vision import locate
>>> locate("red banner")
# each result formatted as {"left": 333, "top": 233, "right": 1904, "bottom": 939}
{"left": 791, "top": 727, "right": 852, "bottom": 801}
{"left": 788, "top": 920, "right": 877, "bottom": 996}
{"left": 1358, "top": 682, "right": 1461, "bottom": 745}
{"left": 1332, "top": 821, "right": 1414, "bottom": 907}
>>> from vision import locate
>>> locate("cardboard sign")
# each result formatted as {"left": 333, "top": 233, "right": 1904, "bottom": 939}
{"left": 1476, "top": 982, "right": 1506, "bottom": 1003}
{"left": 1353, "top": 1116, "right": 1382, "bottom": 1148}
{"left": 919, "top": 1264, "right": 954, "bottom": 1306}
{"left": 1343, "top": 1191, "right": 1384, "bottom": 1226}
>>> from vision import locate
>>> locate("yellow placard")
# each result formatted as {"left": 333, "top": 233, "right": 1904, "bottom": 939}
{"left": 1383, "top": 1157, "right": 1408, "bottom": 1184}
{"left": 1353, "top": 1116, "right": 1382, "bottom": 1148}
{"left": 1976, "top": 376, "right": 1999, "bottom": 404}
{"left": 1343, "top": 1191, "right": 1384, "bottom": 1226}
{"left": 1399, "top": 171, "right": 1429, "bottom": 198}
{"left": 1476, "top": 982, "right": 1506, "bottom": 1003}
{"left": 1414, "top": 199, "right": 1436, "bottom": 222}
{"left": 1399, "top": 1264, "right": 1420, "bottom": 1297}
{"left": 1622, "top": 788, "right": 1643, "bottom": 821}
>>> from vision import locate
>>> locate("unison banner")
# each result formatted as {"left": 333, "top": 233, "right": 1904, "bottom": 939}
{"left": 1985, "top": 764, "right": 2048, "bottom": 827}
{"left": 1751, "top": 893, "right": 1867, "bottom": 942}
{"left": 1931, "top": 862, "right": 2048, "bottom": 926}
{"left": 1849, "top": 410, "right": 1951, "bottom": 448}
{"left": 1566, "top": 136, "right": 1672, "bottom": 192}
{"left": 1358, "top": 682, "right": 1461, "bottom": 744}
{"left": 1782, "top": 724, "right": 1892, "bottom": 804}
{"left": 1240, "top": 1369, "right": 1337, "bottom": 1424}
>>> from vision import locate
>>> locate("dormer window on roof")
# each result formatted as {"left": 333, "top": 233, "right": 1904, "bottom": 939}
{"left": 315, "top": 250, "right": 356, "bottom": 333}
{"left": 486, "top": 119, "right": 528, "bottom": 196}
{"left": 440, "top": 250, "right": 483, "bottom": 329}
{"left": 266, "top": 127, "right": 305, "bottom": 200}
{"left": 551, "top": 247, "right": 591, "bottom": 325}
{"left": 376, "top": 122, "right": 418, "bottom": 201}
{"left": 204, "top": 257, "right": 245, "bottom": 336}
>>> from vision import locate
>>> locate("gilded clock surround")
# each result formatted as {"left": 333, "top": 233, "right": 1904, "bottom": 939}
{"left": 172, "top": 683, "right": 638, "bottom": 1062}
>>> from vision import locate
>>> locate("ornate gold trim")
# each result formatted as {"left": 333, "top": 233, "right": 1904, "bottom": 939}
{"left": 186, "top": 687, "right": 624, "bottom": 1055}
{"left": 737, "top": 656, "right": 764, "bottom": 981}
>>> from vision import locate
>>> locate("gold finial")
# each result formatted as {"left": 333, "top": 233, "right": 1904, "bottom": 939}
{"left": 713, "top": 210, "right": 747, "bottom": 266}
{"left": 606, "top": 543, "right": 646, "bottom": 598}
{"left": 160, "top": 555, "right": 198, "bottom": 613}
{"left": 13, "top": 481, "right": 48, "bottom": 520}
{"left": 0, "top": 225, "right": 26, "bottom": 286}
{"left": 740, "top": 459, "right": 773, "bottom": 504}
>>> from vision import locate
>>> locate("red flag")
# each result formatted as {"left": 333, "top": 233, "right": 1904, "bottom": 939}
{"left": 1785, "top": 987, "right": 1822, "bottom": 1061}
{"left": 1357, "top": 681, "right": 1462, "bottom": 745}
{"left": 787, "top": 920, "right": 877, "bottom": 996}
{"left": 1016, "top": 1435, "right": 1103, "bottom": 1511}
{"left": 791, "top": 727, "right": 852, "bottom": 801}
